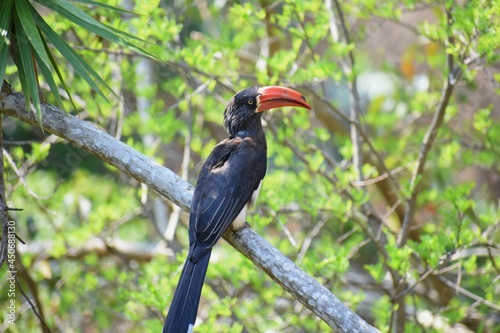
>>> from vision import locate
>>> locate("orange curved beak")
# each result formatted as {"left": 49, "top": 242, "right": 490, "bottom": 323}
{"left": 256, "top": 86, "right": 312, "bottom": 112}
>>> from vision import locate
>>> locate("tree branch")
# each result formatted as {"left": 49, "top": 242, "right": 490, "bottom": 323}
{"left": 16, "top": 253, "right": 52, "bottom": 333}
{"left": 327, "top": 3, "right": 408, "bottom": 330}
{"left": 0, "top": 92, "right": 377, "bottom": 333}
{"left": 19, "top": 237, "right": 174, "bottom": 262}
{"left": 331, "top": 0, "right": 365, "bottom": 182}
{"left": 398, "top": 6, "right": 461, "bottom": 248}
{"left": 0, "top": 114, "right": 8, "bottom": 268}
{"left": 1, "top": 112, "right": 51, "bottom": 332}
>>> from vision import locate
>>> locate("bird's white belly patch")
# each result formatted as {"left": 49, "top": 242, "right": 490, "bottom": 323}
{"left": 231, "top": 181, "right": 262, "bottom": 230}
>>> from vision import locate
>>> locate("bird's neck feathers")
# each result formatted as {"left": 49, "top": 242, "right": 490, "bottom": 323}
{"left": 224, "top": 110, "right": 264, "bottom": 139}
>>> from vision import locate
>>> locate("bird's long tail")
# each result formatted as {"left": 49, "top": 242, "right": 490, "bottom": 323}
{"left": 162, "top": 250, "right": 212, "bottom": 333}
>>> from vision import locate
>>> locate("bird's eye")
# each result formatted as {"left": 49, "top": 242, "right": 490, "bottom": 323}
{"left": 247, "top": 100, "right": 254, "bottom": 105}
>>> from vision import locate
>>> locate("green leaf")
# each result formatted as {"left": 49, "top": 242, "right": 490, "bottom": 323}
{"left": 32, "top": 9, "right": 113, "bottom": 101}
{"left": 41, "top": 35, "right": 77, "bottom": 110}
{"left": 72, "top": 0, "right": 137, "bottom": 15}
{"left": 364, "top": 262, "right": 385, "bottom": 283}
{"left": 15, "top": 0, "right": 53, "bottom": 73}
{"left": 102, "top": 21, "right": 151, "bottom": 44}
{"left": 35, "top": 0, "right": 158, "bottom": 59}
{"left": 11, "top": 46, "right": 29, "bottom": 106}
{"left": 0, "top": 0, "right": 14, "bottom": 85}
{"left": 0, "top": 0, "right": 14, "bottom": 33}
{"left": 0, "top": 43, "right": 7, "bottom": 85}
{"left": 32, "top": 41, "right": 64, "bottom": 109}
{"left": 13, "top": 13, "right": 42, "bottom": 126}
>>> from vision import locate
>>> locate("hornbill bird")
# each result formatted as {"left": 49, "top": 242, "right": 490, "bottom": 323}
{"left": 163, "top": 86, "right": 312, "bottom": 333}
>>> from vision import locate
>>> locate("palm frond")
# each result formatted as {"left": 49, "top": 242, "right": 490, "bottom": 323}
{"left": 1, "top": 0, "right": 159, "bottom": 127}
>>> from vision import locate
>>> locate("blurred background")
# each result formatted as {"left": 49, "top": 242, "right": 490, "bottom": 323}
{"left": 1, "top": 0, "right": 499, "bottom": 332}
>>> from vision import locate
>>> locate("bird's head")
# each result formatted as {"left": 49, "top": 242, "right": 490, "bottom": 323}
{"left": 223, "top": 86, "right": 312, "bottom": 137}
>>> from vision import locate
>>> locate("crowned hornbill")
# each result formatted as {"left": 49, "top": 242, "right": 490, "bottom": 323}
{"left": 163, "top": 86, "right": 312, "bottom": 333}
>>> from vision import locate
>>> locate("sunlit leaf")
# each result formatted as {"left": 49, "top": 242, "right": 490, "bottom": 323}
{"left": 14, "top": 0, "right": 53, "bottom": 72}
{"left": 35, "top": 0, "right": 157, "bottom": 59}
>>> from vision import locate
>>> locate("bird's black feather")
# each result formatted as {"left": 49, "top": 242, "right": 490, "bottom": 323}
{"left": 162, "top": 250, "right": 210, "bottom": 333}
{"left": 163, "top": 87, "right": 266, "bottom": 333}
{"left": 190, "top": 136, "right": 266, "bottom": 258}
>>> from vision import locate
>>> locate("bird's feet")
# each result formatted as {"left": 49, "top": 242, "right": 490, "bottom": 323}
{"left": 230, "top": 221, "right": 251, "bottom": 233}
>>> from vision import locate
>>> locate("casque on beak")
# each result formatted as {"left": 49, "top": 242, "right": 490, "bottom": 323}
{"left": 256, "top": 86, "right": 312, "bottom": 112}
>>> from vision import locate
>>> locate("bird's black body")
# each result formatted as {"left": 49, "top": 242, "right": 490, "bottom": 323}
{"left": 163, "top": 86, "right": 310, "bottom": 333}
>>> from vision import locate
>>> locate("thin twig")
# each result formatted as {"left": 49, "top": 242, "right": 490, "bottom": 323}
{"left": 393, "top": 269, "right": 432, "bottom": 300}
{"left": 304, "top": 88, "right": 403, "bottom": 195}
{"left": 3, "top": 149, "right": 51, "bottom": 200}
{"left": 290, "top": 3, "right": 318, "bottom": 61}
{"left": 163, "top": 73, "right": 202, "bottom": 243}
{"left": 0, "top": 114, "right": 8, "bottom": 268}
{"left": 437, "top": 275, "right": 500, "bottom": 312}
{"left": 351, "top": 163, "right": 412, "bottom": 187}
{"left": 398, "top": 7, "right": 462, "bottom": 248}
{"left": 3, "top": 139, "right": 45, "bottom": 146}
{"left": 3, "top": 148, "right": 59, "bottom": 219}
{"left": 266, "top": 121, "right": 345, "bottom": 193}
{"left": 0, "top": 116, "right": 51, "bottom": 332}
{"left": 16, "top": 256, "right": 52, "bottom": 333}
{"left": 296, "top": 217, "right": 327, "bottom": 264}
{"left": 328, "top": 3, "right": 406, "bottom": 330}
{"left": 20, "top": 237, "right": 173, "bottom": 261}
{"left": 331, "top": 0, "right": 365, "bottom": 182}
{"left": 269, "top": 116, "right": 399, "bottom": 290}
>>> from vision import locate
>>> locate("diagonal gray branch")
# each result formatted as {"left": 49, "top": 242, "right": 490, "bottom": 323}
{"left": 0, "top": 92, "right": 377, "bottom": 333}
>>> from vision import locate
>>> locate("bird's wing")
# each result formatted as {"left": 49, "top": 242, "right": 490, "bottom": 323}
{"left": 188, "top": 136, "right": 266, "bottom": 261}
